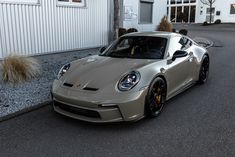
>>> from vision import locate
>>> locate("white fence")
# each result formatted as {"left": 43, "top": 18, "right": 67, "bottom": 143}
{"left": 0, "top": 0, "right": 109, "bottom": 58}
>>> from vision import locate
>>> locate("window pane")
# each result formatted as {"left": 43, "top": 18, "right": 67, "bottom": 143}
{"left": 58, "top": 0, "right": 69, "bottom": 1}
{"left": 231, "top": 4, "right": 235, "bottom": 14}
{"left": 139, "top": 2, "right": 153, "bottom": 23}
{"left": 183, "top": 0, "right": 189, "bottom": 3}
{"left": 206, "top": 8, "right": 215, "bottom": 14}
{"left": 176, "top": 0, "right": 182, "bottom": 4}
{"left": 190, "top": 0, "right": 196, "bottom": 3}
{"left": 190, "top": 6, "right": 196, "bottom": 22}
{"left": 171, "top": 7, "right": 176, "bottom": 22}
{"left": 171, "top": 0, "right": 175, "bottom": 4}
{"left": 72, "top": 0, "right": 81, "bottom": 2}
{"left": 183, "top": 6, "right": 189, "bottom": 22}
{"left": 176, "top": 7, "right": 182, "bottom": 22}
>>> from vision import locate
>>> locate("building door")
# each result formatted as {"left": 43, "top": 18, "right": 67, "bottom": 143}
{"left": 170, "top": 5, "right": 196, "bottom": 23}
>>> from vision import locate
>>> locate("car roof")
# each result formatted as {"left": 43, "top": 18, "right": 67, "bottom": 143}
{"left": 122, "top": 31, "right": 181, "bottom": 39}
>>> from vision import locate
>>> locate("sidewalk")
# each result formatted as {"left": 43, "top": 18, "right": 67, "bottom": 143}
{"left": 173, "top": 23, "right": 235, "bottom": 32}
{"left": 0, "top": 48, "right": 99, "bottom": 121}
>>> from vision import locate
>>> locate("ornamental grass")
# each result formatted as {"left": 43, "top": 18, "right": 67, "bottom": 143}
{"left": 156, "top": 16, "right": 173, "bottom": 32}
{"left": 1, "top": 55, "right": 41, "bottom": 83}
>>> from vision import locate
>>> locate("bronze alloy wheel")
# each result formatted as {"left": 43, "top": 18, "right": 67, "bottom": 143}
{"left": 198, "top": 55, "right": 210, "bottom": 84}
{"left": 146, "top": 77, "right": 167, "bottom": 117}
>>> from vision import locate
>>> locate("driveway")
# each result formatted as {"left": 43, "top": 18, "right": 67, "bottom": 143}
{"left": 0, "top": 25, "right": 235, "bottom": 157}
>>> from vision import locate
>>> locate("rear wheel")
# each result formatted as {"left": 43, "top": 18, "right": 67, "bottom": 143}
{"left": 145, "top": 77, "right": 167, "bottom": 117}
{"left": 198, "top": 55, "right": 210, "bottom": 84}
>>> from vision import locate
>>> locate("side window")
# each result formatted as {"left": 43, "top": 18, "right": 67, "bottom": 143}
{"left": 168, "top": 36, "right": 192, "bottom": 57}
{"left": 179, "top": 37, "right": 192, "bottom": 50}
{"left": 168, "top": 37, "right": 182, "bottom": 56}
{"left": 116, "top": 39, "right": 131, "bottom": 50}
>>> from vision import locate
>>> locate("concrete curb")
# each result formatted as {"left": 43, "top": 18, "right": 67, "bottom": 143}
{"left": 205, "top": 38, "right": 214, "bottom": 49}
{"left": 0, "top": 100, "right": 52, "bottom": 122}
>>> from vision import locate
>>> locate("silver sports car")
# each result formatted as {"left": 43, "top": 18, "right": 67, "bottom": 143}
{"left": 52, "top": 32, "right": 209, "bottom": 123}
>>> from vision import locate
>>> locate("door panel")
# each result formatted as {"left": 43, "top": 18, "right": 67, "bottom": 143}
{"left": 166, "top": 55, "right": 191, "bottom": 97}
{"left": 166, "top": 36, "right": 195, "bottom": 98}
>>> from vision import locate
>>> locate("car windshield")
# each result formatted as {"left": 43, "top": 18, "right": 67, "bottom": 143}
{"left": 100, "top": 36, "right": 167, "bottom": 59}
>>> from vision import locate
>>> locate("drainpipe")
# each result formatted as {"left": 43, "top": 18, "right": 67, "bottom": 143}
{"left": 113, "top": 0, "right": 120, "bottom": 41}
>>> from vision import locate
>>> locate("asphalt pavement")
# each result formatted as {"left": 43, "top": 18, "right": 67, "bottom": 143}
{"left": 0, "top": 25, "right": 235, "bottom": 157}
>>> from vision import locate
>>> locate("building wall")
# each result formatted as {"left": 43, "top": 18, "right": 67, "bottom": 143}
{"left": 197, "top": 0, "right": 235, "bottom": 23}
{"left": 167, "top": 0, "right": 235, "bottom": 23}
{"left": 123, "top": 0, "right": 167, "bottom": 32}
{"left": 0, "top": 0, "right": 109, "bottom": 59}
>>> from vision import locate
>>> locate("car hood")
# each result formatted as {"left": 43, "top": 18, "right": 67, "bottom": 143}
{"left": 62, "top": 55, "right": 158, "bottom": 91}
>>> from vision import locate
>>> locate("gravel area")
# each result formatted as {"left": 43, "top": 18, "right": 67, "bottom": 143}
{"left": 0, "top": 48, "right": 98, "bottom": 121}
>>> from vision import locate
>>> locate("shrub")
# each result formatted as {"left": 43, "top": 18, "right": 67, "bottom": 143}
{"left": 118, "top": 28, "right": 127, "bottom": 37}
{"left": 1, "top": 55, "right": 41, "bottom": 83}
{"left": 126, "top": 28, "right": 138, "bottom": 33}
{"left": 179, "top": 29, "right": 188, "bottom": 36}
{"left": 214, "top": 19, "right": 221, "bottom": 24}
{"left": 156, "top": 16, "right": 173, "bottom": 32}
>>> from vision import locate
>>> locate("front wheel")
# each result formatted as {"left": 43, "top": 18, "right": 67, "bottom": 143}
{"left": 198, "top": 55, "right": 210, "bottom": 84}
{"left": 145, "top": 77, "right": 167, "bottom": 118}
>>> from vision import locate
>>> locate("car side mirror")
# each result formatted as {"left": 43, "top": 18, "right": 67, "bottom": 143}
{"left": 99, "top": 46, "right": 107, "bottom": 54}
{"left": 172, "top": 50, "right": 188, "bottom": 61}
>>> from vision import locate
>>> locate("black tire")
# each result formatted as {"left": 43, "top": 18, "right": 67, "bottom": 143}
{"left": 198, "top": 55, "right": 210, "bottom": 84}
{"left": 145, "top": 77, "right": 167, "bottom": 118}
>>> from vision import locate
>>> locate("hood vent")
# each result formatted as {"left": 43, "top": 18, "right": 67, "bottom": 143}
{"left": 83, "top": 87, "right": 99, "bottom": 91}
{"left": 63, "top": 83, "right": 73, "bottom": 87}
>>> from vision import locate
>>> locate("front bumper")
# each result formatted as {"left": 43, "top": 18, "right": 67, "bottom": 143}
{"left": 52, "top": 80, "right": 148, "bottom": 123}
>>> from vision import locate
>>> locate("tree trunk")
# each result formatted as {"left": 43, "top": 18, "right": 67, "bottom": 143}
{"left": 113, "top": 0, "right": 120, "bottom": 40}
{"left": 209, "top": 3, "right": 212, "bottom": 24}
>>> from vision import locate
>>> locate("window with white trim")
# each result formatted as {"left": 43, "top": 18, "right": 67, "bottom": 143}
{"left": 0, "top": 0, "right": 38, "bottom": 4}
{"left": 206, "top": 8, "right": 215, "bottom": 14}
{"left": 139, "top": 0, "right": 154, "bottom": 24}
{"left": 58, "top": 0, "right": 86, "bottom": 7}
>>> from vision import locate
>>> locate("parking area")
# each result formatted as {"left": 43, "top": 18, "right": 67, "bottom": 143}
{"left": 0, "top": 24, "right": 235, "bottom": 157}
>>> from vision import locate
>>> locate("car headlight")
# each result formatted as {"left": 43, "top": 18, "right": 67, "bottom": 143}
{"left": 118, "top": 71, "right": 141, "bottom": 91}
{"left": 58, "top": 63, "right": 70, "bottom": 79}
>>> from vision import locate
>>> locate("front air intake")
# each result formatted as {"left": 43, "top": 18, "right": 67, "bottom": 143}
{"left": 63, "top": 83, "right": 73, "bottom": 87}
{"left": 83, "top": 87, "right": 99, "bottom": 91}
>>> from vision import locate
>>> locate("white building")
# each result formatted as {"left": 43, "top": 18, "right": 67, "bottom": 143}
{"left": 122, "top": 0, "right": 167, "bottom": 31}
{"left": 0, "top": 0, "right": 168, "bottom": 59}
{"left": 167, "top": 0, "right": 235, "bottom": 23}
{"left": 0, "top": 0, "right": 234, "bottom": 59}
{"left": 0, "top": 0, "right": 111, "bottom": 59}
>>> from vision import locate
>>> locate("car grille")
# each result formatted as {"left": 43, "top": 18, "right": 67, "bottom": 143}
{"left": 54, "top": 101, "right": 100, "bottom": 118}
